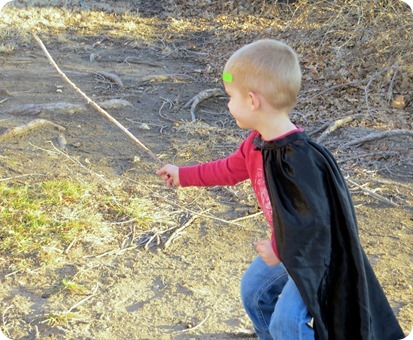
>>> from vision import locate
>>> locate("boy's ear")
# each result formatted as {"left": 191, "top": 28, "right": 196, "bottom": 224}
{"left": 248, "top": 91, "right": 260, "bottom": 111}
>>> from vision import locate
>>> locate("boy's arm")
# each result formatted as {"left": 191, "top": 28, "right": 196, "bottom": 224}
{"left": 178, "top": 134, "right": 254, "bottom": 187}
{"left": 156, "top": 153, "right": 249, "bottom": 187}
{"left": 157, "top": 133, "right": 254, "bottom": 188}
{"left": 179, "top": 152, "right": 249, "bottom": 187}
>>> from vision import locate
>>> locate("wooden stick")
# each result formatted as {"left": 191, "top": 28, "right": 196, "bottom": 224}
{"left": 32, "top": 33, "right": 161, "bottom": 164}
{"left": 346, "top": 178, "right": 399, "bottom": 207}
{"left": 173, "top": 314, "right": 210, "bottom": 334}
{"left": 229, "top": 211, "right": 263, "bottom": 223}
{"left": 164, "top": 215, "right": 198, "bottom": 249}
{"left": 68, "top": 283, "right": 99, "bottom": 313}
{"left": 155, "top": 194, "right": 245, "bottom": 227}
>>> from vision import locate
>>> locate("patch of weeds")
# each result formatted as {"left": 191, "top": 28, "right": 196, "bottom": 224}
{"left": 42, "top": 277, "right": 87, "bottom": 299}
{"left": 0, "top": 179, "right": 99, "bottom": 266}
{"left": 0, "top": 177, "right": 166, "bottom": 270}
{"left": 42, "top": 311, "right": 81, "bottom": 327}
{"left": 58, "top": 277, "right": 87, "bottom": 295}
{"left": 104, "top": 195, "right": 160, "bottom": 230}
{"left": 0, "top": 43, "right": 14, "bottom": 53}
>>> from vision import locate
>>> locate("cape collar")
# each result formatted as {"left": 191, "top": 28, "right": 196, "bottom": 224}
{"left": 253, "top": 131, "right": 309, "bottom": 150}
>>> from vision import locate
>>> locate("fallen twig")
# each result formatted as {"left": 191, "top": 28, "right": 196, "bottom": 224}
{"left": 164, "top": 215, "right": 198, "bottom": 249}
{"left": 172, "top": 314, "right": 210, "bottom": 334}
{"left": 229, "top": 211, "right": 263, "bottom": 223}
{"left": 64, "top": 237, "right": 77, "bottom": 254}
{"left": 32, "top": 33, "right": 161, "bottom": 164}
{"left": 338, "top": 151, "right": 398, "bottom": 164}
{"left": 1, "top": 305, "right": 13, "bottom": 339}
{"left": 0, "top": 119, "right": 65, "bottom": 142}
{"left": 32, "top": 142, "right": 113, "bottom": 186}
{"left": 154, "top": 194, "right": 244, "bottom": 227}
{"left": 304, "top": 79, "right": 365, "bottom": 101}
{"left": 68, "top": 283, "right": 99, "bottom": 313}
{"left": 183, "top": 88, "right": 225, "bottom": 121}
{"left": 364, "top": 67, "right": 392, "bottom": 112}
{"left": 347, "top": 178, "right": 399, "bottom": 207}
{"left": 350, "top": 177, "right": 413, "bottom": 191}
{"left": 386, "top": 65, "right": 399, "bottom": 103}
{"left": 317, "top": 113, "right": 363, "bottom": 143}
{"left": 341, "top": 129, "right": 413, "bottom": 148}
{"left": 158, "top": 97, "right": 177, "bottom": 123}
{"left": 138, "top": 226, "right": 174, "bottom": 250}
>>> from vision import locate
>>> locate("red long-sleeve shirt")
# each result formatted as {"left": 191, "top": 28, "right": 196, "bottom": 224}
{"left": 179, "top": 127, "right": 303, "bottom": 259}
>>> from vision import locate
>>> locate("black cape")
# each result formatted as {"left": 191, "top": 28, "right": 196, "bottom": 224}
{"left": 253, "top": 131, "right": 404, "bottom": 340}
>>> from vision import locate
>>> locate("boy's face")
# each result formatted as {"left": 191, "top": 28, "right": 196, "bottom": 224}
{"left": 224, "top": 82, "right": 255, "bottom": 130}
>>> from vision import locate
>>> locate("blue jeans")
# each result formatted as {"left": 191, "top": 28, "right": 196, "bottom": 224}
{"left": 241, "top": 257, "right": 314, "bottom": 340}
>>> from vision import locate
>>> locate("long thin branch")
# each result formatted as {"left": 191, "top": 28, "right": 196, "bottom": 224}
{"left": 32, "top": 33, "right": 161, "bottom": 164}
{"left": 154, "top": 193, "right": 245, "bottom": 227}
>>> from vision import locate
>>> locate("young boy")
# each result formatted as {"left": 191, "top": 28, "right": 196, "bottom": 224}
{"left": 156, "top": 39, "right": 404, "bottom": 340}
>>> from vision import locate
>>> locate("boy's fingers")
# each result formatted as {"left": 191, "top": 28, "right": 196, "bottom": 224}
{"left": 155, "top": 168, "right": 166, "bottom": 175}
{"left": 167, "top": 178, "right": 176, "bottom": 188}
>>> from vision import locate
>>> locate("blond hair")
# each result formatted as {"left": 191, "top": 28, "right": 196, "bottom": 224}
{"left": 224, "top": 39, "right": 301, "bottom": 112}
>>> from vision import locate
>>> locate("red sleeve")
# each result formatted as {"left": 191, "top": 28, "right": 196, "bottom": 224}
{"left": 179, "top": 136, "right": 253, "bottom": 187}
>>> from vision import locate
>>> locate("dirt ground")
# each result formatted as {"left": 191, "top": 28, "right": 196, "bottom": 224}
{"left": 0, "top": 1, "right": 412, "bottom": 339}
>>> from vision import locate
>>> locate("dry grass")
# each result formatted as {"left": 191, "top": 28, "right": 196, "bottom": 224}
{"left": 0, "top": 172, "right": 174, "bottom": 272}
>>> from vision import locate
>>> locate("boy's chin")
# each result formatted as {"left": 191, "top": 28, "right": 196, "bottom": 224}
{"left": 235, "top": 120, "right": 248, "bottom": 129}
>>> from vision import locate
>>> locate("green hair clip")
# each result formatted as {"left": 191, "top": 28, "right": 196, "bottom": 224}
{"left": 222, "top": 72, "right": 233, "bottom": 83}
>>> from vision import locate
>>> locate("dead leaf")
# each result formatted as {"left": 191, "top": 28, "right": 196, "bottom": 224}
{"left": 391, "top": 95, "right": 406, "bottom": 110}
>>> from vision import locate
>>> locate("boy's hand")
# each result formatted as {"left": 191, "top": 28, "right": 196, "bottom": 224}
{"left": 156, "top": 164, "right": 180, "bottom": 188}
{"left": 253, "top": 239, "right": 281, "bottom": 266}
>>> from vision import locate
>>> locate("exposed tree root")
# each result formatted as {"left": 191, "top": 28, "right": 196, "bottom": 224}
{"left": 317, "top": 113, "right": 363, "bottom": 143}
{"left": 183, "top": 88, "right": 225, "bottom": 121}
{"left": 140, "top": 74, "right": 195, "bottom": 83}
{"left": 94, "top": 71, "right": 124, "bottom": 88}
{"left": 0, "top": 119, "right": 65, "bottom": 142}
{"left": 2, "top": 100, "right": 133, "bottom": 117}
{"left": 3, "top": 102, "right": 84, "bottom": 116}
{"left": 342, "top": 129, "right": 413, "bottom": 148}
